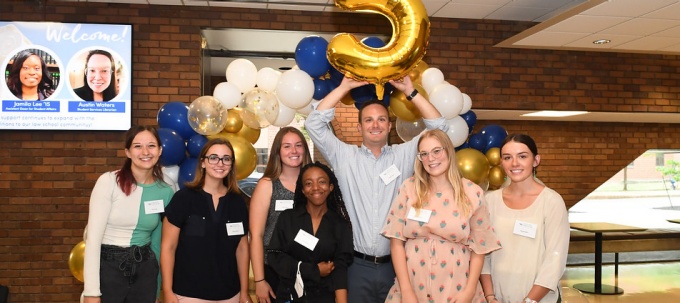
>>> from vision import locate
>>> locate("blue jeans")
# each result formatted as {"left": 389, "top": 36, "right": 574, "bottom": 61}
{"left": 347, "top": 257, "right": 395, "bottom": 303}
{"left": 100, "top": 244, "right": 158, "bottom": 303}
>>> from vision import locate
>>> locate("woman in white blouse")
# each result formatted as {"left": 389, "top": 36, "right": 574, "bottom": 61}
{"left": 480, "top": 134, "right": 570, "bottom": 303}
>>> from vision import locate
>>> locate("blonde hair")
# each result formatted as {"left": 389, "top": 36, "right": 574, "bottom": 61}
{"left": 412, "top": 129, "right": 471, "bottom": 216}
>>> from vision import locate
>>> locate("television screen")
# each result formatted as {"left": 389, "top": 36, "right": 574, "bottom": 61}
{"left": 0, "top": 21, "right": 132, "bottom": 131}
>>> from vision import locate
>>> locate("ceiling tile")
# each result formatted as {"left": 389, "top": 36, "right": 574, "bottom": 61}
{"left": 545, "top": 15, "right": 629, "bottom": 33}
{"left": 643, "top": 2, "right": 680, "bottom": 19}
{"left": 432, "top": 3, "right": 500, "bottom": 19}
{"left": 207, "top": 1, "right": 264, "bottom": 8}
{"left": 422, "top": 0, "right": 449, "bottom": 16}
{"left": 655, "top": 25, "right": 680, "bottom": 38}
{"left": 582, "top": 0, "right": 678, "bottom": 17}
{"left": 600, "top": 18, "right": 680, "bottom": 36}
{"left": 615, "top": 36, "right": 680, "bottom": 51}
{"left": 149, "top": 0, "right": 181, "bottom": 4}
{"left": 509, "top": 0, "right": 574, "bottom": 9}
{"left": 268, "top": 4, "right": 325, "bottom": 12}
{"left": 659, "top": 42, "right": 680, "bottom": 52}
{"left": 486, "top": 5, "right": 559, "bottom": 22}
{"left": 564, "top": 33, "right": 640, "bottom": 49}
{"left": 515, "top": 31, "right": 587, "bottom": 47}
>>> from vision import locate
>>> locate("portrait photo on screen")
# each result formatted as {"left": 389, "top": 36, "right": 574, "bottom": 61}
{"left": 68, "top": 48, "right": 127, "bottom": 102}
{"left": 4, "top": 48, "right": 62, "bottom": 101}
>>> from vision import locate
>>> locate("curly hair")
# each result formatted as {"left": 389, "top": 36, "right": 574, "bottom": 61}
{"left": 293, "top": 162, "right": 351, "bottom": 225}
{"left": 7, "top": 50, "right": 55, "bottom": 99}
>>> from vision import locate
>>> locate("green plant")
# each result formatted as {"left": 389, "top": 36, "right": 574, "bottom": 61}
{"left": 657, "top": 160, "right": 680, "bottom": 182}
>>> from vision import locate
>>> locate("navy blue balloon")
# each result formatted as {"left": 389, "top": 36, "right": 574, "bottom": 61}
{"left": 461, "top": 110, "right": 477, "bottom": 129}
{"left": 480, "top": 124, "right": 508, "bottom": 153}
{"left": 187, "top": 134, "right": 208, "bottom": 158}
{"left": 157, "top": 102, "right": 197, "bottom": 140}
{"left": 158, "top": 128, "right": 186, "bottom": 166}
{"left": 313, "top": 78, "right": 333, "bottom": 101}
{"left": 328, "top": 67, "right": 344, "bottom": 87}
{"left": 361, "top": 36, "right": 386, "bottom": 48}
{"left": 468, "top": 133, "right": 487, "bottom": 152}
{"left": 350, "top": 82, "right": 394, "bottom": 105}
{"left": 178, "top": 157, "right": 198, "bottom": 189}
{"left": 295, "top": 36, "right": 331, "bottom": 78}
{"left": 455, "top": 141, "right": 470, "bottom": 151}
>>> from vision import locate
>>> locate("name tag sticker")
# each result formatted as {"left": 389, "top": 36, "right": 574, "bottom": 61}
{"left": 226, "top": 222, "right": 245, "bottom": 236}
{"left": 275, "top": 199, "right": 294, "bottom": 211}
{"left": 513, "top": 220, "right": 537, "bottom": 238}
{"left": 406, "top": 207, "right": 432, "bottom": 223}
{"left": 143, "top": 200, "right": 164, "bottom": 214}
{"left": 294, "top": 229, "right": 319, "bottom": 251}
{"left": 380, "top": 164, "right": 401, "bottom": 185}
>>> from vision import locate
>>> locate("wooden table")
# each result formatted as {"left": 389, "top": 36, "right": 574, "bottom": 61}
{"left": 569, "top": 222, "right": 647, "bottom": 295}
{"left": 668, "top": 219, "right": 680, "bottom": 224}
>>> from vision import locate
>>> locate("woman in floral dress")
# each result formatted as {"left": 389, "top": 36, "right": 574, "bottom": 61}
{"left": 381, "top": 129, "right": 501, "bottom": 303}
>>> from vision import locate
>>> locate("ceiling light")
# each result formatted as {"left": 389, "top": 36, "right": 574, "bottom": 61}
{"left": 593, "top": 39, "right": 611, "bottom": 45}
{"left": 521, "top": 111, "right": 589, "bottom": 117}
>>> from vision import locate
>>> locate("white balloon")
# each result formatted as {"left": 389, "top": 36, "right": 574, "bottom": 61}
{"left": 275, "top": 69, "right": 314, "bottom": 109}
{"left": 226, "top": 59, "right": 257, "bottom": 93}
{"left": 445, "top": 116, "right": 470, "bottom": 147}
{"left": 256, "top": 67, "right": 281, "bottom": 92}
{"left": 460, "top": 93, "right": 472, "bottom": 115}
{"left": 296, "top": 99, "right": 320, "bottom": 116}
{"left": 271, "top": 99, "right": 297, "bottom": 127}
{"left": 421, "top": 67, "right": 445, "bottom": 95}
{"left": 429, "top": 83, "right": 464, "bottom": 119}
{"left": 162, "top": 165, "right": 180, "bottom": 191}
{"left": 213, "top": 82, "right": 241, "bottom": 109}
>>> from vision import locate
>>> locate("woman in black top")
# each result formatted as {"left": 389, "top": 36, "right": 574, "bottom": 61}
{"left": 161, "top": 138, "right": 250, "bottom": 303}
{"left": 268, "top": 162, "right": 353, "bottom": 303}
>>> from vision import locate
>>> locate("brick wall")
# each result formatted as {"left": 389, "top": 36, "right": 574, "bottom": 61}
{"left": 1, "top": 1, "right": 679, "bottom": 301}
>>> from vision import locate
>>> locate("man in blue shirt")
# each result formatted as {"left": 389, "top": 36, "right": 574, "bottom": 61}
{"left": 305, "top": 76, "right": 448, "bottom": 303}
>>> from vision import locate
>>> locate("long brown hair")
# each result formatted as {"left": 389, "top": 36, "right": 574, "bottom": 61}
{"left": 412, "top": 129, "right": 471, "bottom": 216}
{"left": 185, "top": 138, "right": 241, "bottom": 194}
{"left": 116, "top": 125, "right": 165, "bottom": 196}
{"left": 262, "top": 127, "right": 312, "bottom": 180}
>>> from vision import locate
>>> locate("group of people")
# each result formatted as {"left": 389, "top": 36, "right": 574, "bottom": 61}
{"left": 82, "top": 75, "right": 570, "bottom": 303}
{"left": 6, "top": 48, "right": 118, "bottom": 101}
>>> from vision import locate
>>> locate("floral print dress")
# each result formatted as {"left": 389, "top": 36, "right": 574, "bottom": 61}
{"left": 381, "top": 177, "right": 501, "bottom": 303}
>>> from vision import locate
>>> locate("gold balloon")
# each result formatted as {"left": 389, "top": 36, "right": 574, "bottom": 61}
{"left": 408, "top": 61, "right": 429, "bottom": 84}
{"left": 69, "top": 241, "right": 86, "bottom": 282}
{"left": 223, "top": 109, "right": 244, "bottom": 133}
{"left": 208, "top": 133, "right": 258, "bottom": 180}
{"left": 488, "top": 165, "right": 506, "bottom": 189}
{"left": 327, "top": 0, "right": 430, "bottom": 99}
{"left": 231, "top": 106, "right": 260, "bottom": 130}
{"left": 236, "top": 124, "right": 261, "bottom": 144}
{"left": 455, "top": 148, "right": 490, "bottom": 186}
{"left": 389, "top": 83, "right": 426, "bottom": 122}
{"left": 485, "top": 147, "right": 501, "bottom": 166}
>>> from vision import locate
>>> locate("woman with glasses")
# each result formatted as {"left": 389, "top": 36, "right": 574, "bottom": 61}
{"left": 480, "top": 134, "right": 569, "bottom": 303}
{"left": 381, "top": 129, "right": 500, "bottom": 303}
{"left": 74, "top": 49, "right": 118, "bottom": 101}
{"left": 161, "top": 138, "right": 251, "bottom": 303}
{"left": 249, "top": 127, "right": 312, "bottom": 303}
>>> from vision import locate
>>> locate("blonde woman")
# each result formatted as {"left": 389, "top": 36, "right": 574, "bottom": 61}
{"left": 381, "top": 129, "right": 500, "bottom": 303}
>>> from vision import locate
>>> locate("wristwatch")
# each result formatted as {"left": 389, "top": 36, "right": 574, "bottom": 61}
{"left": 524, "top": 298, "right": 538, "bottom": 303}
{"left": 405, "top": 89, "right": 418, "bottom": 101}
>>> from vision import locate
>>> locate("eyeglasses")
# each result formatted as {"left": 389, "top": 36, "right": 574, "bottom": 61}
{"left": 416, "top": 147, "right": 446, "bottom": 161}
{"left": 204, "top": 154, "right": 233, "bottom": 165}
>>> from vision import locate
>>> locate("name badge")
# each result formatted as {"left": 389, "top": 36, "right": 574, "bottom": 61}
{"left": 275, "top": 200, "right": 294, "bottom": 211}
{"left": 513, "top": 220, "right": 537, "bottom": 238}
{"left": 226, "top": 222, "right": 245, "bottom": 236}
{"left": 143, "top": 200, "right": 164, "bottom": 214}
{"left": 294, "top": 229, "right": 319, "bottom": 251}
{"left": 380, "top": 164, "right": 401, "bottom": 185}
{"left": 406, "top": 207, "right": 432, "bottom": 223}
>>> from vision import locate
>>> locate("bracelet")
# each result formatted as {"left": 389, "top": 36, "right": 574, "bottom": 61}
{"left": 485, "top": 294, "right": 495, "bottom": 299}
{"left": 405, "top": 88, "right": 418, "bottom": 101}
{"left": 254, "top": 278, "right": 265, "bottom": 283}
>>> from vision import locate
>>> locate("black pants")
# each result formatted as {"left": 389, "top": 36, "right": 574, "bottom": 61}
{"left": 100, "top": 244, "right": 158, "bottom": 303}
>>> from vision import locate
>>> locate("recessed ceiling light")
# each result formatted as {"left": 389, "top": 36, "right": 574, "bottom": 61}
{"left": 593, "top": 39, "right": 611, "bottom": 45}
{"left": 521, "top": 111, "right": 589, "bottom": 117}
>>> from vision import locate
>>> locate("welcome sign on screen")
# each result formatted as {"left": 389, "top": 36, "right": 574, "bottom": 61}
{"left": 0, "top": 21, "right": 132, "bottom": 131}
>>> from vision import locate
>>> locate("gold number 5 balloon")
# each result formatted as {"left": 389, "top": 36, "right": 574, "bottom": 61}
{"left": 327, "top": 0, "right": 430, "bottom": 99}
